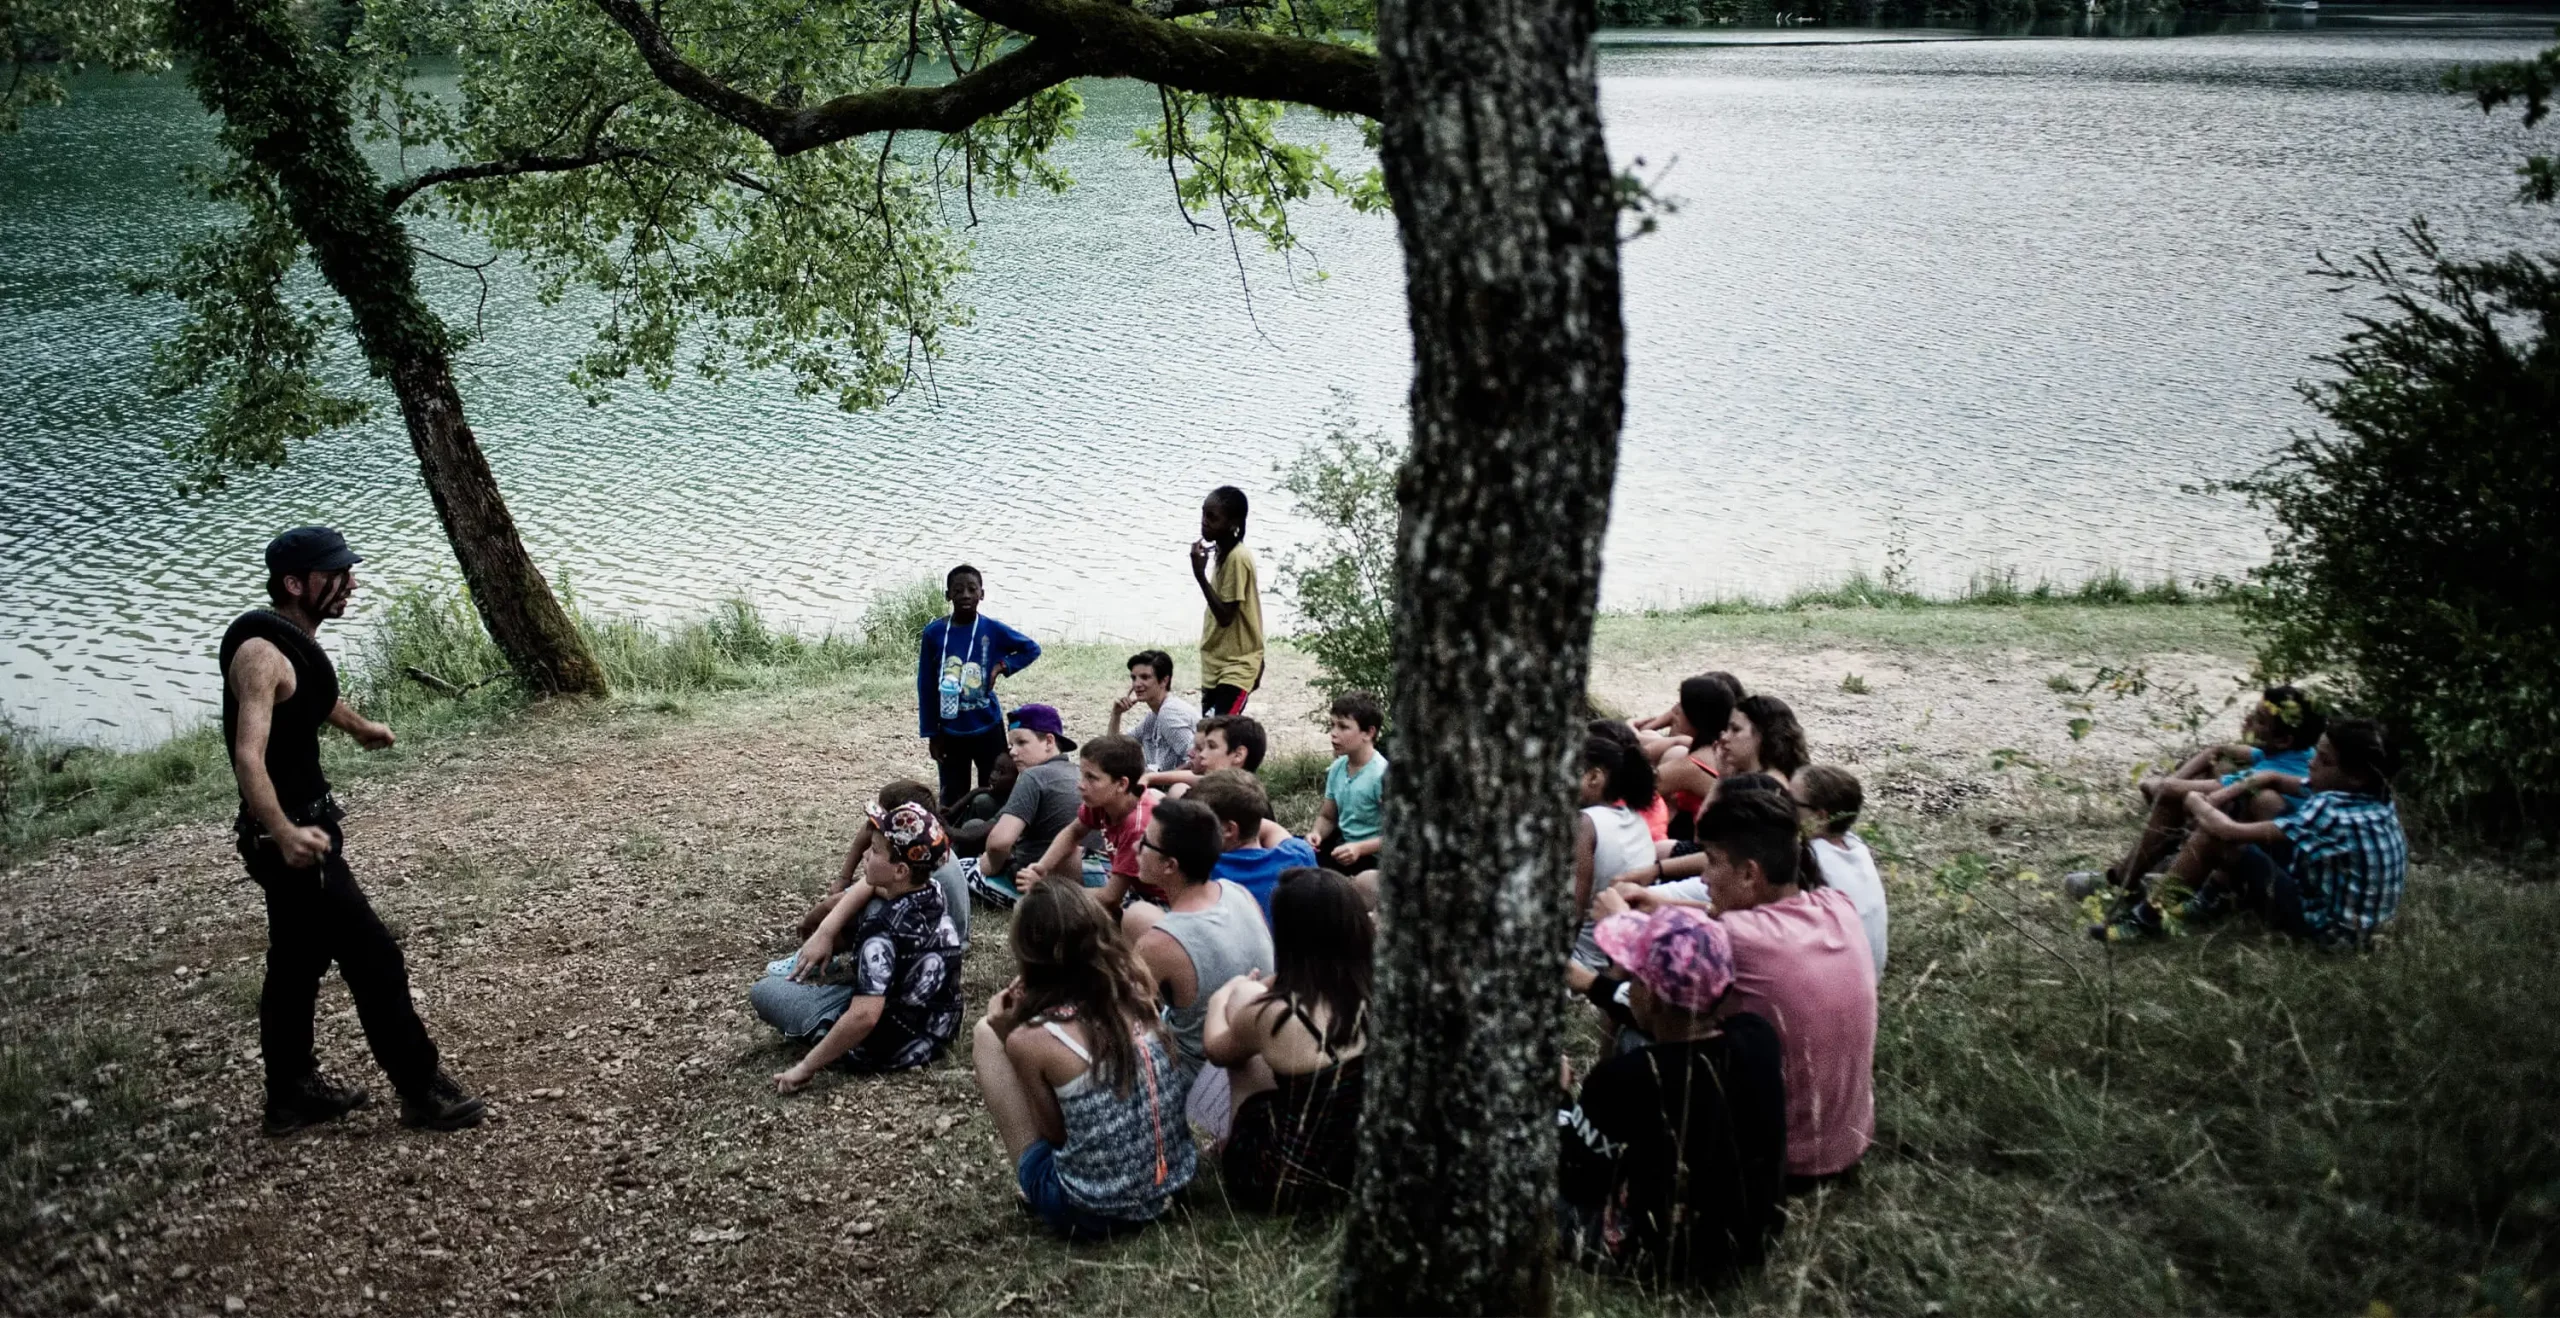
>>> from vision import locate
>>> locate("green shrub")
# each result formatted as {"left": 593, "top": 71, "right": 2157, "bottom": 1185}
{"left": 1278, "top": 400, "right": 1402, "bottom": 704}
{"left": 2221, "top": 42, "right": 2559, "bottom": 828}
{"left": 2227, "top": 219, "right": 2559, "bottom": 823}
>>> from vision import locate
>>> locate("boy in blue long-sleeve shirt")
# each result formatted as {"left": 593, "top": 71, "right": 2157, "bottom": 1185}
{"left": 918, "top": 565, "right": 1041, "bottom": 807}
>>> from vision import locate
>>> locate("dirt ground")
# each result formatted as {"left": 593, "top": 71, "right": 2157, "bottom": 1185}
{"left": 0, "top": 611, "right": 2252, "bottom": 1318}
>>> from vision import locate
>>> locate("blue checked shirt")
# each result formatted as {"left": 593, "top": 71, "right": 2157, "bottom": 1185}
{"left": 2277, "top": 791, "right": 2408, "bottom": 942}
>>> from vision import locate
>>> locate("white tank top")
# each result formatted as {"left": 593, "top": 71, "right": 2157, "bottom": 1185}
{"left": 1573, "top": 803, "right": 1657, "bottom": 968}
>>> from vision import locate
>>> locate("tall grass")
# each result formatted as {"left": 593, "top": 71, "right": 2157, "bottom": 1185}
{"left": 1672, "top": 568, "right": 2234, "bottom": 618}
{"left": 347, "top": 576, "right": 946, "bottom": 718}
{"left": 1, "top": 578, "right": 948, "bottom": 862}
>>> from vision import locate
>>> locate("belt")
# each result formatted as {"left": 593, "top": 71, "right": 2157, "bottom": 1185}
{"left": 237, "top": 792, "right": 345, "bottom": 840}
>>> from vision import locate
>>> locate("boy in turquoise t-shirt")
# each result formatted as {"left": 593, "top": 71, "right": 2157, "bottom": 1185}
{"left": 1307, "top": 691, "right": 1387, "bottom": 875}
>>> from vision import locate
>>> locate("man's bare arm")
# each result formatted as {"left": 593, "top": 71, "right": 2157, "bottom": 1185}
{"left": 327, "top": 698, "right": 395, "bottom": 750}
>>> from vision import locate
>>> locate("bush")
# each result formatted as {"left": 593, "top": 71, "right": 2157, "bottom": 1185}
{"left": 1278, "top": 400, "right": 1403, "bottom": 704}
{"left": 2224, "top": 49, "right": 2560, "bottom": 829}
{"left": 2227, "top": 224, "right": 2560, "bottom": 823}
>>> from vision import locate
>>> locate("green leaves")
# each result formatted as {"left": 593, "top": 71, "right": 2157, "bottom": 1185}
{"left": 1279, "top": 395, "right": 1403, "bottom": 702}
{"left": 0, "top": 0, "right": 167, "bottom": 133}
{"left": 124, "top": 166, "right": 375, "bottom": 493}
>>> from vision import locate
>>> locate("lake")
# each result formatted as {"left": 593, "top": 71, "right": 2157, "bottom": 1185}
{"left": 1, "top": 10, "right": 2552, "bottom": 743}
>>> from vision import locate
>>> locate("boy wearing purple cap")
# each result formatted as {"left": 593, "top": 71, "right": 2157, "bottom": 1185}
{"left": 962, "top": 704, "right": 1085, "bottom": 909}
{"left": 1558, "top": 906, "right": 1788, "bottom": 1282}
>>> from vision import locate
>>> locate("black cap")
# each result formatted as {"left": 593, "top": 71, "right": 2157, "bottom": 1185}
{"left": 264, "top": 526, "right": 363, "bottom": 576}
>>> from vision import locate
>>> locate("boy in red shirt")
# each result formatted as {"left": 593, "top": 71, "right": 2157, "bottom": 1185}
{"left": 1016, "top": 735, "right": 1164, "bottom": 908}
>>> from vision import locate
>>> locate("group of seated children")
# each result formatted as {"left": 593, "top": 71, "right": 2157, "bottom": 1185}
{"left": 2075, "top": 688, "right": 2408, "bottom": 947}
{"left": 746, "top": 558, "right": 1383, "bottom": 1238}
{"left": 1558, "top": 669, "right": 1887, "bottom": 1283}
{"left": 970, "top": 862, "right": 1373, "bottom": 1238}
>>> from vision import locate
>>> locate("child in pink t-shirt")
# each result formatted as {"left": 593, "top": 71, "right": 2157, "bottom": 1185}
{"left": 1610, "top": 783, "right": 1877, "bottom": 1181}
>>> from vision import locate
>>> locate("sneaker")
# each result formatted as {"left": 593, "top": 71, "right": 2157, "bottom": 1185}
{"left": 399, "top": 1072, "right": 487, "bottom": 1132}
{"left": 262, "top": 1072, "right": 371, "bottom": 1137}
{"left": 2174, "top": 885, "right": 2233, "bottom": 925}
{"left": 2061, "top": 870, "right": 2108, "bottom": 901}
{"left": 2088, "top": 893, "right": 2166, "bottom": 943}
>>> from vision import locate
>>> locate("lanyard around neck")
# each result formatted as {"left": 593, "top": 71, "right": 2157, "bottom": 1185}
{"left": 943, "top": 615, "right": 983, "bottom": 670}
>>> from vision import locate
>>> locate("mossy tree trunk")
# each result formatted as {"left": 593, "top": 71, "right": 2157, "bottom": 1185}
{"left": 1333, "top": 0, "right": 1626, "bottom": 1307}
{"left": 168, "top": 0, "right": 609, "bottom": 698}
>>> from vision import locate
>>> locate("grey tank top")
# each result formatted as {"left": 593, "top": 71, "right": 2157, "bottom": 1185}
{"left": 1155, "top": 880, "right": 1276, "bottom": 1068}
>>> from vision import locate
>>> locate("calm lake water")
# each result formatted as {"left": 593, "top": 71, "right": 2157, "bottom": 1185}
{"left": 2, "top": 12, "right": 2553, "bottom": 742}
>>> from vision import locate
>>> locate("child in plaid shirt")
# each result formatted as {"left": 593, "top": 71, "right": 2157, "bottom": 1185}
{"left": 2100, "top": 719, "right": 2408, "bottom": 948}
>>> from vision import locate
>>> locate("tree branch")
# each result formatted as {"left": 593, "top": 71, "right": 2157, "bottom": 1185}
{"left": 383, "top": 146, "right": 652, "bottom": 210}
{"left": 588, "top": 0, "right": 1378, "bottom": 158}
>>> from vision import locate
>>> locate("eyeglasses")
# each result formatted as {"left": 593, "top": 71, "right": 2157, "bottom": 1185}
{"left": 1138, "top": 838, "right": 1173, "bottom": 856}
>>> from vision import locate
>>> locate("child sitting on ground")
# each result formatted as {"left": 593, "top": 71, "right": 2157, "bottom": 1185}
{"left": 1015, "top": 735, "right": 1165, "bottom": 908}
{"left": 801, "top": 779, "right": 972, "bottom": 953}
{"left": 1592, "top": 787, "right": 1877, "bottom": 1188}
{"left": 2100, "top": 717, "right": 2407, "bottom": 948}
{"left": 1143, "top": 713, "right": 1268, "bottom": 797}
{"left": 1123, "top": 797, "right": 1275, "bottom": 1140}
{"left": 1204, "top": 866, "right": 1372, "bottom": 1215}
{"left": 1592, "top": 719, "right": 1670, "bottom": 841}
{"left": 752, "top": 802, "right": 966, "bottom": 1092}
{"left": 1572, "top": 731, "right": 1660, "bottom": 971}
{"left": 1792, "top": 765, "right": 1887, "bottom": 978}
{"left": 1110, "top": 649, "right": 1200, "bottom": 775}
{"left": 1307, "top": 692, "right": 1389, "bottom": 875}
{"left": 970, "top": 882, "right": 1198, "bottom": 1240}
{"left": 1190, "top": 769, "right": 1318, "bottom": 923}
{"left": 2077, "top": 685, "right": 2325, "bottom": 898}
{"left": 1559, "top": 905, "right": 1787, "bottom": 1283}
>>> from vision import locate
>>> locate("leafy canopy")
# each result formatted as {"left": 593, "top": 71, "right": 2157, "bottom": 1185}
{"left": 132, "top": 0, "right": 1387, "bottom": 486}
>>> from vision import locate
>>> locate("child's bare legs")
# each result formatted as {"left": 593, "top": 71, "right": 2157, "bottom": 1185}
{"left": 1120, "top": 901, "right": 1166, "bottom": 944}
{"left": 2116, "top": 777, "right": 2212, "bottom": 883}
{"left": 971, "top": 1020, "right": 1041, "bottom": 1164}
{"left": 1219, "top": 1056, "right": 1279, "bottom": 1156}
{"left": 2243, "top": 789, "right": 2288, "bottom": 823}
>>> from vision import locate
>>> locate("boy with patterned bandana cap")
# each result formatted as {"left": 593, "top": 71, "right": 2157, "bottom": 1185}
{"left": 756, "top": 802, "right": 967, "bottom": 1091}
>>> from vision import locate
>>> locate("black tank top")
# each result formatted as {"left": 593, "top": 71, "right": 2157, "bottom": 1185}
{"left": 219, "top": 610, "right": 339, "bottom": 821}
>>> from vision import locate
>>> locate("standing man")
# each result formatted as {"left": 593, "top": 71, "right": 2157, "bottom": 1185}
{"left": 1190, "top": 487, "right": 1264, "bottom": 717}
{"left": 1109, "top": 649, "right": 1198, "bottom": 775}
{"left": 222, "top": 527, "right": 484, "bottom": 1135}
{"left": 918, "top": 564, "right": 1042, "bottom": 807}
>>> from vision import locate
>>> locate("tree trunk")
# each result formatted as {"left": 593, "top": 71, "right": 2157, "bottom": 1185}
{"left": 169, "top": 0, "right": 610, "bottom": 698}
{"left": 1333, "top": 0, "right": 1625, "bottom": 1309}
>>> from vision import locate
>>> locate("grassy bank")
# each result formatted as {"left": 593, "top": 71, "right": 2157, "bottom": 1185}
{"left": 0, "top": 574, "right": 2234, "bottom": 866}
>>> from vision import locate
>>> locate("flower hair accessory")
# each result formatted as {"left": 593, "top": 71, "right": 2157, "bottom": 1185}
{"left": 867, "top": 801, "right": 950, "bottom": 867}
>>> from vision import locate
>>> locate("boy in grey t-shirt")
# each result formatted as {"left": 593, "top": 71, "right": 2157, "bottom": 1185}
{"left": 964, "top": 703, "right": 1083, "bottom": 908}
{"left": 1110, "top": 649, "right": 1199, "bottom": 774}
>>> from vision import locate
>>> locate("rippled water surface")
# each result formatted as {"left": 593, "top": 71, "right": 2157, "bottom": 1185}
{"left": 3, "top": 17, "right": 2552, "bottom": 741}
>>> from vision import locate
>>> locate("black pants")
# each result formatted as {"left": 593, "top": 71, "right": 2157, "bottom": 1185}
{"left": 1311, "top": 827, "right": 1380, "bottom": 875}
{"left": 934, "top": 729, "right": 1009, "bottom": 808}
{"left": 1202, "top": 684, "right": 1252, "bottom": 717}
{"left": 239, "top": 820, "right": 439, "bottom": 1100}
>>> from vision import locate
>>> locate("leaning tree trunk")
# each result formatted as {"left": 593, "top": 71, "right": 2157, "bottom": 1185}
{"left": 1333, "top": 0, "right": 1625, "bottom": 1307}
{"left": 168, "top": 0, "right": 610, "bottom": 698}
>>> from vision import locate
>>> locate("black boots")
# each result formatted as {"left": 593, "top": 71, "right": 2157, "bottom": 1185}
{"left": 261, "top": 1072, "right": 370, "bottom": 1137}
{"left": 398, "top": 1071, "right": 487, "bottom": 1132}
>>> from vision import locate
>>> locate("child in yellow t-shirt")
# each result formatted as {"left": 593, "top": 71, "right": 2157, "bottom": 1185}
{"left": 1190, "top": 485, "right": 1264, "bottom": 715}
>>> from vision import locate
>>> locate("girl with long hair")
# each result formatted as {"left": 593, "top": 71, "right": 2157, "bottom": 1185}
{"left": 972, "top": 882, "right": 1196, "bottom": 1239}
{"left": 1203, "top": 867, "right": 1372, "bottom": 1213}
